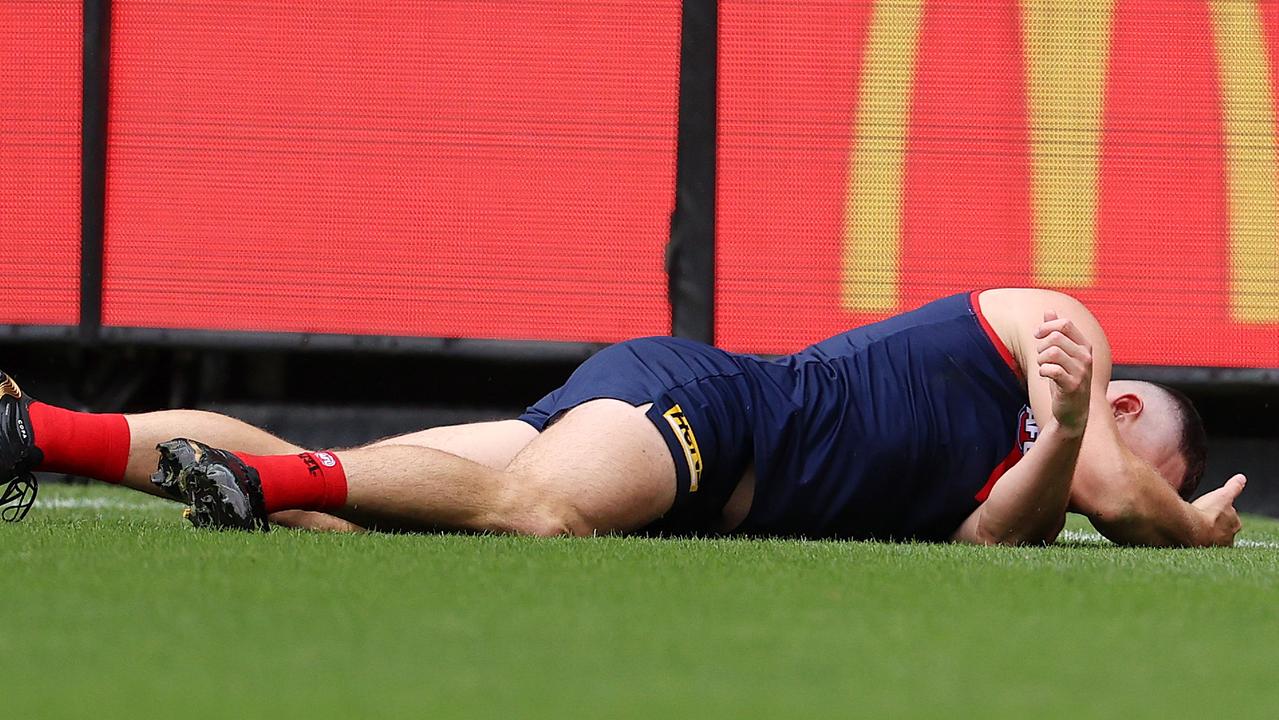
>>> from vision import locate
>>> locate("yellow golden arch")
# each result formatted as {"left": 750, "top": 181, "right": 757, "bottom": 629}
{"left": 843, "top": 0, "right": 1279, "bottom": 323}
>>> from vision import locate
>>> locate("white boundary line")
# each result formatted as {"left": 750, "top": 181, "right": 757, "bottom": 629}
{"left": 1060, "top": 528, "right": 1279, "bottom": 549}
{"left": 1057, "top": 529, "right": 1111, "bottom": 545}
{"left": 37, "top": 496, "right": 170, "bottom": 511}
{"left": 1235, "top": 539, "right": 1279, "bottom": 549}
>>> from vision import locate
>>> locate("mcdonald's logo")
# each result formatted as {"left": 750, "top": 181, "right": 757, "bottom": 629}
{"left": 842, "top": 0, "right": 1279, "bottom": 323}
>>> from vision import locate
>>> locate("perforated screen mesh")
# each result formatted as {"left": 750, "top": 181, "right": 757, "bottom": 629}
{"left": 0, "top": 2, "right": 81, "bottom": 326}
{"left": 103, "top": 2, "right": 680, "bottom": 342}
{"left": 718, "top": 1, "right": 1279, "bottom": 368}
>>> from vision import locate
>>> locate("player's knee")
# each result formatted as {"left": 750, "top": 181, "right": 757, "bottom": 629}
{"left": 488, "top": 479, "right": 589, "bottom": 537}
{"left": 488, "top": 506, "right": 577, "bottom": 537}
{"left": 518, "top": 509, "right": 578, "bottom": 537}
{"left": 514, "top": 501, "right": 591, "bottom": 537}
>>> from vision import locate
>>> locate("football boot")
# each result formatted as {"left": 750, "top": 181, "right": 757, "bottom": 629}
{"left": 152, "top": 438, "right": 270, "bottom": 531}
{"left": 0, "top": 371, "right": 41, "bottom": 522}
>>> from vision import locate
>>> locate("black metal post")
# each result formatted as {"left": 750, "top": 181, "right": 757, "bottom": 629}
{"left": 667, "top": 0, "right": 717, "bottom": 344}
{"left": 80, "top": 0, "right": 111, "bottom": 342}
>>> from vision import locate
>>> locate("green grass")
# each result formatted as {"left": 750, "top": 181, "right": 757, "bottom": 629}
{"left": 6, "top": 484, "right": 1279, "bottom": 719}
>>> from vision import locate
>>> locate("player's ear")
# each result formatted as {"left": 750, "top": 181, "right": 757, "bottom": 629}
{"left": 1111, "top": 393, "right": 1142, "bottom": 421}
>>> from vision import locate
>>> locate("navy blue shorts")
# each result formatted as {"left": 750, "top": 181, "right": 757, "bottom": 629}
{"left": 518, "top": 337, "right": 756, "bottom": 532}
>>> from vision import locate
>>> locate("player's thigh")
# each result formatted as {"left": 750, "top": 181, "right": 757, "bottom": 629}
{"left": 506, "top": 398, "right": 676, "bottom": 534}
{"left": 368, "top": 419, "right": 537, "bottom": 470}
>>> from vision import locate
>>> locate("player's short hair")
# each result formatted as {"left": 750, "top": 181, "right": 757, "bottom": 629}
{"left": 1150, "top": 383, "right": 1207, "bottom": 500}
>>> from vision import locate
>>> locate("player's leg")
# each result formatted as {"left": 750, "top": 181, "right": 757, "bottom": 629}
{"left": 2, "top": 369, "right": 302, "bottom": 500}
{"left": 367, "top": 419, "right": 537, "bottom": 471}
{"left": 130, "top": 415, "right": 535, "bottom": 530}
{"left": 273, "top": 419, "right": 537, "bottom": 532}
{"left": 122, "top": 411, "right": 302, "bottom": 495}
{"left": 10, "top": 368, "right": 525, "bottom": 478}
{"left": 129, "top": 411, "right": 369, "bottom": 534}
{"left": 173, "top": 399, "right": 677, "bottom": 535}
{"left": 338, "top": 401, "right": 672, "bottom": 533}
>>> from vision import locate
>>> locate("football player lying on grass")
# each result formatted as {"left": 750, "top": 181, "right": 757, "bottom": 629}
{"left": 0, "top": 289, "right": 1245, "bottom": 546}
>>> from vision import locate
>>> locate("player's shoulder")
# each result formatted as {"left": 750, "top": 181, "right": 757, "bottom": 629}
{"left": 976, "top": 288, "right": 1098, "bottom": 327}
{"left": 974, "top": 288, "right": 1109, "bottom": 371}
{"left": 977, "top": 287, "right": 1089, "bottom": 312}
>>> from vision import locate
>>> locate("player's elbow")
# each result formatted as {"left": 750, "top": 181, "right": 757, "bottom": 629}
{"left": 983, "top": 530, "right": 1058, "bottom": 547}
{"left": 1072, "top": 456, "right": 1144, "bottom": 527}
{"left": 1036, "top": 514, "right": 1067, "bottom": 545}
{"left": 1080, "top": 476, "right": 1144, "bottom": 530}
{"left": 968, "top": 514, "right": 1064, "bottom": 547}
{"left": 965, "top": 522, "right": 1021, "bottom": 547}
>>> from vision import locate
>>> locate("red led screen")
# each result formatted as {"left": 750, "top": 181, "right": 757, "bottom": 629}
{"left": 0, "top": 2, "right": 81, "bottom": 326}
{"left": 718, "top": 0, "right": 1279, "bottom": 368}
{"left": 103, "top": 2, "right": 680, "bottom": 342}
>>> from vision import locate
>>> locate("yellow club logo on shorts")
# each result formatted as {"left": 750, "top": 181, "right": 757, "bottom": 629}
{"left": 662, "top": 404, "right": 703, "bottom": 492}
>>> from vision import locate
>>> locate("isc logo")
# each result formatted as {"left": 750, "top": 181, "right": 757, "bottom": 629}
{"left": 662, "top": 404, "right": 704, "bottom": 492}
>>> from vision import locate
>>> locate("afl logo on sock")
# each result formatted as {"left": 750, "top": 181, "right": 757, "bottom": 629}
{"left": 315, "top": 452, "right": 337, "bottom": 468}
{"left": 662, "top": 404, "right": 703, "bottom": 492}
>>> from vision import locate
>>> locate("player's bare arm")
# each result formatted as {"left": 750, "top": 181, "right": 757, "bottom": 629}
{"left": 980, "top": 289, "right": 1244, "bottom": 547}
{"left": 951, "top": 309, "right": 1092, "bottom": 545}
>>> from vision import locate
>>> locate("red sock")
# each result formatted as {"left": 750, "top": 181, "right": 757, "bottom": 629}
{"left": 27, "top": 402, "right": 131, "bottom": 483}
{"left": 237, "top": 450, "right": 348, "bottom": 513}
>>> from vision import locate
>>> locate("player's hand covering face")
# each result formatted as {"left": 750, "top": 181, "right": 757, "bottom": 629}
{"left": 1034, "top": 311, "right": 1093, "bottom": 435}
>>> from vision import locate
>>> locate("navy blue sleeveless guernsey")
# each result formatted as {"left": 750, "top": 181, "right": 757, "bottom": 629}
{"left": 520, "top": 291, "right": 1035, "bottom": 541}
